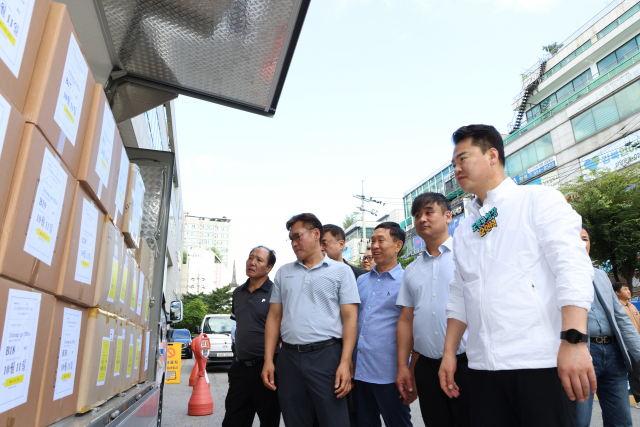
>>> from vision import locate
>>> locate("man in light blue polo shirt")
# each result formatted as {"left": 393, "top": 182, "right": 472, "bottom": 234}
{"left": 261, "top": 213, "right": 360, "bottom": 427}
{"left": 353, "top": 222, "right": 412, "bottom": 427}
{"left": 396, "top": 193, "right": 469, "bottom": 427}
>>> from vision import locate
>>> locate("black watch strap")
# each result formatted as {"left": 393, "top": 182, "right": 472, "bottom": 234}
{"left": 560, "top": 329, "right": 588, "bottom": 344}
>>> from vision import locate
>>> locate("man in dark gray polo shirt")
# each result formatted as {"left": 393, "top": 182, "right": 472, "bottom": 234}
{"left": 321, "top": 224, "right": 366, "bottom": 280}
{"left": 223, "top": 246, "right": 280, "bottom": 427}
{"left": 262, "top": 213, "right": 360, "bottom": 427}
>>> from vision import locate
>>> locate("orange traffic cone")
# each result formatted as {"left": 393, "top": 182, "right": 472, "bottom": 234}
{"left": 189, "top": 360, "right": 199, "bottom": 386}
{"left": 188, "top": 334, "right": 213, "bottom": 416}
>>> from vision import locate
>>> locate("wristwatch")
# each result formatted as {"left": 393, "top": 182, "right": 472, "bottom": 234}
{"left": 560, "top": 329, "right": 588, "bottom": 344}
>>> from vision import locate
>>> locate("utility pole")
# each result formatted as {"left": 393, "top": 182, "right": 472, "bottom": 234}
{"left": 353, "top": 181, "right": 386, "bottom": 254}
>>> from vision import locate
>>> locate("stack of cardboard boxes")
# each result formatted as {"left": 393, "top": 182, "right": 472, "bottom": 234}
{"left": 0, "top": 2, "right": 152, "bottom": 426}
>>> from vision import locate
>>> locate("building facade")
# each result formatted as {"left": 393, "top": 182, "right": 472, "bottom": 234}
{"left": 342, "top": 208, "right": 406, "bottom": 262}
{"left": 183, "top": 215, "right": 231, "bottom": 266}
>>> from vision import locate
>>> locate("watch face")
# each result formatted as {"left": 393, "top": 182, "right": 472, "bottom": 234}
{"left": 566, "top": 329, "right": 581, "bottom": 344}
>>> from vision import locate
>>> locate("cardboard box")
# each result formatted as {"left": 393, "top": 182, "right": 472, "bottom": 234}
{"left": 0, "top": 277, "right": 55, "bottom": 427}
{"left": 121, "top": 321, "right": 137, "bottom": 391}
{"left": 118, "top": 250, "right": 135, "bottom": 321}
{"left": 56, "top": 182, "right": 105, "bottom": 306}
{"left": 93, "top": 219, "right": 125, "bottom": 315}
{"left": 77, "top": 85, "right": 118, "bottom": 216}
{"left": 0, "top": 124, "right": 75, "bottom": 293}
{"left": 134, "top": 238, "right": 152, "bottom": 285}
{"left": 76, "top": 308, "right": 119, "bottom": 413}
{"left": 138, "top": 329, "right": 150, "bottom": 383}
{"left": 35, "top": 298, "right": 88, "bottom": 427}
{"left": 126, "top": 257, "right": 141, "bottom": 325}
{"left": 133, "top": 325, "right": 143, "bottom": 384}
{"left": 0, "top": 88, "right": 26, "bottom": 231}
{"left": 110, "top": 139, "right": 129, "bottom": 231}
{"left": 23, "top": 2, "right": 95, "bottom": 177}
{"left": 142, "top": 279, "right": 151, "bottom": 329}
{"left": 0, "top": 0, "right": 50, "bottom": 112}
{"left": 122, "top": 164, "right": 145, "bottom": 249}
{"left": 109, "top": 315, "right": 128, "bottom": 396}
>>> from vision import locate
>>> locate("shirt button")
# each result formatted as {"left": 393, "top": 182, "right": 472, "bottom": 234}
{"left": 373, "top": 293, "right": 375, "bottom": 295}
{"left": 363, "top": 321, "right": 366, "bottom": 323}
{"left": 378, "top": 279, "right": 380, "bottom": 282}
{"left": 360, "top": 335, "right": 363, "bottom": 338}
{"left": 435, "top": 261, "right": 438, "bottom": 263}
{"left": 435, "top": 332, "right": 438, "bottom": 334}
{"left": 432, "top": 312, "right": 435, "bottom": 315}
{"left": 368, "top": 306, "right": 371, "bottom": 309}
{"left": 433, "top": 294, "right": 436, "bottom": 297}
{"left": 358, "top": 351, "right": 361, "bottom": 354}
{"left": 434, "top": 277, "right": 437, "bottom": 279}
{"left": 440, "top": 352, "right": 443, "bottom": 355}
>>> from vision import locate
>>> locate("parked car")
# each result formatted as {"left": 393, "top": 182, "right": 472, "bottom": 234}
{"left": 200, "top": 314, "right": 235, "bottom": 366}
{"left": 166, "top": 329, "right": 192, "bottom": 359}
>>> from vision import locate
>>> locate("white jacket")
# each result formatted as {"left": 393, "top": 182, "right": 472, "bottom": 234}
{"left": 446, "top": 179, "right": 594, "bottom": 370}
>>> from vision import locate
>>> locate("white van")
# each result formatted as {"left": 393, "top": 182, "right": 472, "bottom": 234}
{"left": 200, "top": 314, "right": 235, "bottom": 366}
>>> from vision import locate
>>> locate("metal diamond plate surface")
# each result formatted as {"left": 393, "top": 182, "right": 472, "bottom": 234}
{"left": 140, "top": 165, "right": 166, "bottom": 284}
{"left": 101, "top": 0, "right": 298, "bottom": 109}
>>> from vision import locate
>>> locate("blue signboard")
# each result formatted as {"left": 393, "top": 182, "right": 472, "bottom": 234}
{"left": 512, "top": 156, "right": 557, "bottom": 185}
{"left": 342, "top": 247, "right": 353, "bottom": 262}
{"left": 631, "top": 297, "right": 640, "bottom": 312}
{"left": 448, "top": 214, "right": 465, "bottom": 235}
{"left": 413, "top": 236, "right": 425, "bottom": 254}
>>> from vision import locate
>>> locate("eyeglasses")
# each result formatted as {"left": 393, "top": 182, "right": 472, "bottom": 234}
{"left": 363, "top": 256, "right": 374, "bottom": 261}
{"left": 288, "top": 229, "right": 314, "bottom": 243}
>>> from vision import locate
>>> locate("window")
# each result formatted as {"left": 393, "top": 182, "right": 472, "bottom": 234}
{"left": 527, "top": 70, "right": 591, "bottom": 121}
{"left": 144, "top": 108, "right": 164, "bottom": 151}
{"left": 572, "top": 80, "right": 640, "bottom": 142}
{"left": 597, "top": 33, "right": 640, "bottom": 73}
{"left": 505, "top": 133, "right": 554, "bottom": 177}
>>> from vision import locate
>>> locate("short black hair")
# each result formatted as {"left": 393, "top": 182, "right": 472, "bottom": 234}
{"left": 249, "top": 246, "right": 276, "bottom": 267}
{"left": 452, "top": 124, "right": 505, "bottom": 166}
{"left": 374, "top": 222, "right": 406, "bottom": 250}
{"left": 286, "top": 213, "right": 323, "bottom": 241}
{"left": 411, "top": 192, "right": 451, "bottom": 216}
{"left": 582, "top": 224, "right": 591, "bottom": 240}
{"left": 613, "top": 282, "right": 631, "bottom": 293}
{"left": 322, "top": 224, "right": 345, "bottom": 241}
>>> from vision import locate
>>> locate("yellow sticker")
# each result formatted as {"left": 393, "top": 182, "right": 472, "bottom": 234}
{"left": 5, "top": 375, "right": 24, "bottom": 387}
{"left": 101, "top": 158, "right": 108, "bottom": 171}
{"left": 37, "top": 228, "right": 51, "bottom": 243}
{"left": 61, "top": 372, "right": 72, "bottom": 380}
{"left": 118, "top": 191, "right": 123, "bottom": 202}
{"left": 130, "top": 278, "right": 137, "bottom": 310}
{"left": 64, "top": 105, "right": 75, "bottom": 123}
{"left": 120, "top": 267, "right": 128, "bottom": 302}
{"left": 126, "top": 346, "right": 133, "bottom": 376}
{"left": 135, "top": 341, "right": 141, "bottom": 367}
{"left": 108, "top": 259, "right": 118, "bottom": 300}
{"left": 97, "top": 339, "right": 110, "bottom": 385}
{"left": 81, "top": 260, "right": 90, "bottom": 268}
{"left": 0, "top": 19, "right": 16, "bottom": 46}
{"left": 114, "top": 338, "right": 122, "bottom": 374}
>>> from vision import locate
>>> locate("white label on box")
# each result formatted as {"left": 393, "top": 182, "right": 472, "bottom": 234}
{"left": 95, "top": 102, "right": 115, "bottom": 188}
{"left": 96, "top": 336, "right": 110, "bottom": 386}
{"left": 136, "top": 271, "right": 144, "bottom": 316}
{"left": 53, "top": 307, "right": 82, "bottom": 401}
{"left": 126, "top": 334, "right": 133, "bottom": 378}
{"left": 0, "top": 0, "right": 35, "bottom": 77}
{"left": 74, "top": 198, "right": 99, "bottom": 285}
{"left": 23, "top": 148, "right": 68, "bottom": 265}
{"left": 113, "top": 328, "right": 124, "bottom": 376}
{"left": 115, "top": 149, "right": 128, "bottom": 215}
{"left": 0, "top": 92, "right": 11, "bottom": 157}
{"left": 144, "top": 330, "right": 150, "bottom": 371}
{"left": 0, "top": 289, "right": 41, "bottom": 413}
{"left": 53, "top": 34, "right": 88, "bottom": 147}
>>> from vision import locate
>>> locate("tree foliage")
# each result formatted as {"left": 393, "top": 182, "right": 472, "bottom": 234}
{"left": 209, "top": 247, "right": 222, "bottom": 263}
{"left": 183, "top": 285, "right": 233, "bottom": 315}
{"left": 174, "top": 298, "right": 208, "bottom": 332}
{"left": 559, "top": 165, "right": 640, "bottom": 283}
{"left": 543, "top": 42, "right": 563, "bottom": 56}
{"left": 343, "top": 211, "right": 361, "bottom": 230}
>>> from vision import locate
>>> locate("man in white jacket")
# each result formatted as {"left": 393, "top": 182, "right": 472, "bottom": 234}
{"left": 438, "top": 124, "right": 596, "bottom": 427}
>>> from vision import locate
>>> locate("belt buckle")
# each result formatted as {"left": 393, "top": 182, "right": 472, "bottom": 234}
{"left": 297, "top": 345, "right": 302, "bottom": 353}
{"left": 604, "top": 336, "right": 611, "bottom": 344}
{"left": 596, "top": 337, "right": 604, "bottom": 344}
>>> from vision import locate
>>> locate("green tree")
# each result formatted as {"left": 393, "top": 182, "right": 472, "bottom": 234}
{"left": 174, "top": 298, "right": 208, "bottom": 332}
{"left": 183, "top": 251, "right": 187, "bottom": 264}
{"left": 343, "top": 211, "right": 361, "bottom": 230}
{"left": 182, "top": 285, "right": 233, "bottom": 314}
{"left": 398, "top": 247, "right": 416, "bottom": 269}
{"left": 209, "top": 247, "right": 222, "bottom": 263}
{"left": 559, "top": 164, "right": 640, "bottom": 283}
{"left": 543, "top": 42, "right": 564, "bottom": 56}
{"left": 350, "top": 256, "right": 363, "bottom": 269}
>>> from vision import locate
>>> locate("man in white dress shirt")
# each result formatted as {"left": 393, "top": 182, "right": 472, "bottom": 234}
{"left": 438, "top": 124, "right": 596, "bottom": 427}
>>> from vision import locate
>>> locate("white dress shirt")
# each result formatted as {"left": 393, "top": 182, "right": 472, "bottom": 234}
{"left": 446, "top": 178, "right": 594, "bottom": 371}
{"left": 396, "top": 237, "right": 467, "bottom": 359}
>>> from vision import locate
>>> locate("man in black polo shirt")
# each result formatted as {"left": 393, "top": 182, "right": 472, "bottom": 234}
{"left": 223, "top": 246, "right": 280, "bottom": 427}
{"left": 321, "top": 224, "right": 366, "bottom": 279}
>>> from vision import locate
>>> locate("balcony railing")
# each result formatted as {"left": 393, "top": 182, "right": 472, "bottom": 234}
{"left": 504, "top": 46, "right": 640, "bottom": 146}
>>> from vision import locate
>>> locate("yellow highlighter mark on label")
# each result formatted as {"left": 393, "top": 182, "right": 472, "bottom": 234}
{"left": 37, "top": 228, "right": 51, "bottom": 243}
{"left": 136, "top": 342, "right": 141, "bottom": 366}
{"left": 101, "top": 158, "right": 108, "bottom": 171}
{"left": 120, "top": 267, "right": 128, "bottom": 301}
{"left": 81, "top": 260, "right": 90, "bottom": 268}
{"left": 130, "top": 279, "right": 137, "bottom": 310}
{"left": 97, "top": 339, "right": 110, "bottom": 383}
{"left": 108, "top": 260, "right": 118, "bottom": 300}
{"left": 127, "top": 346, "right": 133, "bottom": 376}
{"left": 5, "top": 375, "right": 24, "bottom": 387}
{"left": 115, "top": 338, "right": 122, "bottom": 374}
{"left": 0, "top": 19, "right": 16, "bottom": 46}
{"left": 64, "top": 105, "right": 75, "bottom": 124}
{"left": 61, "top": 372, "right": 72, "bottom": 380}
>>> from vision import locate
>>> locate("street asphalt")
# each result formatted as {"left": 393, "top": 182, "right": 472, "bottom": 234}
{"left": 162, "top": 358, "right": 640, "bottom": 426}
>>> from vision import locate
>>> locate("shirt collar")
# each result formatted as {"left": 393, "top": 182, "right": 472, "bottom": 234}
{"left": 471, "top": 178, "right": 517, "bottom": 212}
{"left": 371, "top": 262, "right": 403, "bottom": 280}
{"left": 294, "top": 253, "right": 330, "bottom": 270}
{"left": 240, "top": 277, "right": 273, "bottom": 292}
{"left": 422, "top": 236, "right": 453, "bottom": 259}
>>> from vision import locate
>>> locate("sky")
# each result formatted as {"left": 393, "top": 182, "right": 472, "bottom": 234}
{"left": 176, "top": 0, "right": 614, "bottom": 283}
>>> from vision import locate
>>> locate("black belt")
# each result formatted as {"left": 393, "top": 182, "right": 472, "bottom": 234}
{"left": 235, "top": 356, "right": 264, "bottom": 367}
{"left": 282, "top": 338, "right": 342, "bottom": 353}
{"left": 591, "top": 336, "right": 616, "bottom": 344}
{"left": 422, "top": 352, "right": 467, "bottom": 366}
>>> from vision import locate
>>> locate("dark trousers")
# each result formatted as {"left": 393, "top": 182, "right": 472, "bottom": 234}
{"left": 468, "top": 367, "right": 576, "bottom": 427}
{"left": 414, "top": 354, "right": 470, "bottom": 427}
{"left": 629, "top": 352, "right": 640, "bottom": 403}
{"left": 222, "top": 359, "right": 281, "bottom": 427}
{"left": 352, "top": 380, "right": 412, "bottom": 427}
{"left": 276, "top": 344, "right": 349, "bottom": 427}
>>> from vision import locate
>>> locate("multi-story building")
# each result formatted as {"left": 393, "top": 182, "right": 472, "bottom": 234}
{"left": 342, "top": 208, "right": 405, "bottom": 262}
{"left": 505, "top": 0, "right": 640, "bottom": 190}
{"left": 118, "top": 101, "right": 185, "bottom": 309}
{"left": 182, "top": 215, "right": 232, "bottom": 266}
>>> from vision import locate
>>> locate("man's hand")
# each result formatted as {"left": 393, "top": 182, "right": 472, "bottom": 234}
{"left": 438, "top": 353, "right": 460, "bottom": 398}
{"left": 334, "top": 361, "right": 352, "bottom": 398}
{"left": 557, "top": 341, "right": 597, "bottom": 402}
{"left": 396, "top": 365, "right": 414, "bottom": 401}
{"left": 261, "top": 360, "right": 277, "bottom": 391}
